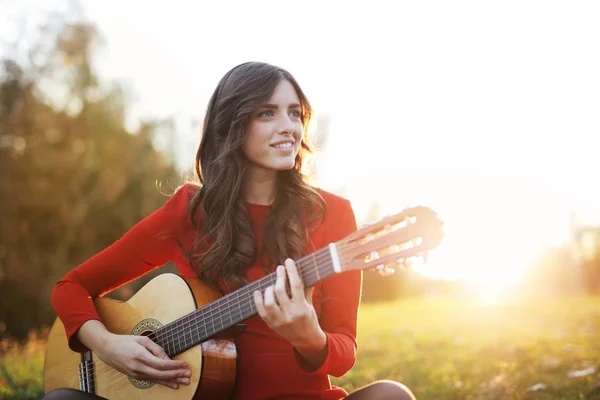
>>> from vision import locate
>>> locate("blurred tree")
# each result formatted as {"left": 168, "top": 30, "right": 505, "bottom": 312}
{"left": 570, "top": 211, "right": 600, "bottom": 294}
{"left": 0, "top": 9, "right": 179, "bottom": 341}
{"left": 525, "top": 245, "right": 581, "bottom": 296}
{"left": 514, "top": 211, "right": 600, "bottom": 297}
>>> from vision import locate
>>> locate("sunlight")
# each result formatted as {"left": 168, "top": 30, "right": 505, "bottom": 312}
{"left": 474, "top": 288, "right": 505, "bottom": 307}
{"left": 340, "top": 166, "right": 578, "bottom": 290}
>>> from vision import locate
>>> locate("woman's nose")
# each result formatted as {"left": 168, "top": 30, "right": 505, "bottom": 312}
{"left": 278, "top": 116, "right": 295, "bottom": 135}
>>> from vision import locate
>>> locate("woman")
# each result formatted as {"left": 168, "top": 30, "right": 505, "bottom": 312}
{"left": 44, "top": 61, "right": 416, "bottom": 399}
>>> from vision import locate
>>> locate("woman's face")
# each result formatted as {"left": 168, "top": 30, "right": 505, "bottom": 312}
{"left": 243, "top": 79, "right": 304, "bottom": 174}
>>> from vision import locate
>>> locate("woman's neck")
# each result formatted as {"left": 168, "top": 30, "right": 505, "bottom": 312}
{"left": 243, "top": 166, "right": 278, "bottom": 205}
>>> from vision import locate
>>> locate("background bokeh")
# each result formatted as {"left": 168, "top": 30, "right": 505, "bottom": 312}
{"left": 1, "top": 0, "right": 599, "bottom": 398}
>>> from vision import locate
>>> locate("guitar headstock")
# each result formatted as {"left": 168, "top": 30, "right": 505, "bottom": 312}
{"left": 336, "top": 206, "right": 444, "bottom": 274}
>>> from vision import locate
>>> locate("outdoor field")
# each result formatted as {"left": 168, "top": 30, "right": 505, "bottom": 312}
{"left": 2, "top": 294, "right": 599, "bottom": 399}
{"left": 1, "top": 2, "right": 599, "bottom": 399}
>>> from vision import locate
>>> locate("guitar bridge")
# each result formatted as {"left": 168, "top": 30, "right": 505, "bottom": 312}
{"left": 78, "top": 351, "right": 96, "bottom": 394}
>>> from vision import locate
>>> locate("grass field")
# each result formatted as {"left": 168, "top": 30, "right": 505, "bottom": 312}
{"left": 2, "top": 294, "right": 600, "bottom": 399}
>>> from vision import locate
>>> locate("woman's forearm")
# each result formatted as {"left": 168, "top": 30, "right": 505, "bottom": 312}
{"left": 76, "top": 320, "right": 113, "bottom": 352}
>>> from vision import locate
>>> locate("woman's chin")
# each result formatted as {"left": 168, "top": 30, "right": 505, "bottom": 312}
{"left": 274, "top": 163, "right": 296, "bottom": 171}
{"left": 270, "top": 157, "right": 297, "bottom": 171}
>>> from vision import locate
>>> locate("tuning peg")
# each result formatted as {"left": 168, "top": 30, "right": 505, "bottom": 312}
{"left": 401, "top": 251, "right": 429, "bottom": 269}
{"left": 376, "top": 264, "right": 396, "bottom": 276}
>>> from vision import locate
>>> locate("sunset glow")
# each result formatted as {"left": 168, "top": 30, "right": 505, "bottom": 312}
{"left": 3, "top": 0, "right": 598, "bottom": 289}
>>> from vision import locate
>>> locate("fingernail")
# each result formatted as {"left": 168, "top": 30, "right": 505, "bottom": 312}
{"left": 278, "top": 265, "right": 284, "bottom": 273}
{"left": 170, "top": 384, "right": 178, "bottom": 389}
{"left": 180, "top": 378, "right": 189, "bottom": 385}
{"left": 184, "top": 370, "right": 191, "bottom": 377}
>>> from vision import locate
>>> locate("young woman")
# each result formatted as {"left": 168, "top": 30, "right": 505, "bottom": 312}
{"left": 43, "top": 62, "right": 417, "bottom": 400}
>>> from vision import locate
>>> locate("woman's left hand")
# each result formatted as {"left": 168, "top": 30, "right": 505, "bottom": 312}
{"left": 253, "top": 258, "right": 327, "bottom": 355}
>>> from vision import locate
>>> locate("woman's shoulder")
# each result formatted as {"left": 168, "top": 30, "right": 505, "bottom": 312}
{"left": 314, "top": 187, "right": 350, "bottom": 205}
{"left": 147, "top": 182, "right": 201, "bottom": 235}
{"left": 313, "top": 187, "right": 354, "bottom": 217}
{"left": 156, "top": 182, "right": 201, "bottom": 219}
{"left": 170, "top": 182, "right": 201, "bottom": 201}
{"left": 310, "top": 187, "right": 358, "bottom": 244}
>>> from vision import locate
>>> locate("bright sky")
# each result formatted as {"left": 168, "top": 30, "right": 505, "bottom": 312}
{"left": 3, "top": 0, "right": 600, "bottom": 287}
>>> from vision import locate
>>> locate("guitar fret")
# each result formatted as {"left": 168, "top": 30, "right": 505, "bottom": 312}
{"left": 188, "top": 314, "right": 196, "bottom": 347}
{"left": 218, "top": 298, "right": 225, "bottom": 333}
{"left": 227, "top": 295, "right": 233, "bottom": 325}
{"left": 193, "top": 319, "right": 198, "bottom": 344}
{"left": 236, "top": 291, "right": 243, "bottom": 321}
{"left": 166, "top": 326, "right": 173, "bottom": 355}
{"left": 179, "top": 317, "right": 185, "bottom": 353}
{"left": 183, "top": 315, "right": 192, "bottom": 350}
{"left": 175, "top": 319, "right": 182, "bottom": 353}
{"left": 247, "top": 285, "right": 255, "bottom": 315}
{"left": 176, "top": 318, "right": 182, "bottom": 353}
{"left": 172, "top": 321, "right": 177, "bottom": 354}
{"left": 210, "top": 303, "right": 216, "bottom": 336}
{"left": 152, "top": 246, "right": 336, "bottom": 357}
{"left": 313, "top": 252, "right": 320, "bottom": 281}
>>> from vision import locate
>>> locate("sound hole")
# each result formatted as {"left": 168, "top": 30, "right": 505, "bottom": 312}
{"left": 128, "top": 318, "right": 163, "bottom": 389}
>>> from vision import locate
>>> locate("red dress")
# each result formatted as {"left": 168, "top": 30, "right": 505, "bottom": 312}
{"left": 51, "top": 184, "right": 362, "bottom": 400}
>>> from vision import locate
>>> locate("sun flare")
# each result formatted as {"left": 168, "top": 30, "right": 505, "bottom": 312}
{"left": 339, "top": 169, "right": 580, "bottom": 290}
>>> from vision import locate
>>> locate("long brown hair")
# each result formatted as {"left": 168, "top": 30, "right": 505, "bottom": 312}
{"left": 188, "top": 61, "right": 326, "bottom": 288}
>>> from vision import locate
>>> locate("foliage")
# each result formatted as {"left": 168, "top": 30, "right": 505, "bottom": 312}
{"left": 0, "top": 10, "right": 180, "bottom": 341}
{"left": 0, "top": 330, "right": 46, "bottom": 399}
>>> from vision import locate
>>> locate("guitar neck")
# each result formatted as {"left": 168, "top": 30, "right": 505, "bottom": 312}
{"left": 152, "top": 245, "right": 339, "bottom": 357}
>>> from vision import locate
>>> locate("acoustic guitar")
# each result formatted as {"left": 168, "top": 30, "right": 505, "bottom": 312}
{"left": 44, "top": 206, "right": 444, "bottom": 399}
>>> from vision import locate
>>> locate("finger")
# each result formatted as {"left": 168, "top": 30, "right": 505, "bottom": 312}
{"left": 155, "top": 374, "right": 191, "bottom": 389}
{"left": 155, "top": 380, "right": 179, "bottom": 390}
{"left": 263, "top": 285, "right": 279, "bottom": 311}
{"left": 174, "top": 377, "right": 190, "bottom": 385}
{"left": 253, "top": 290, "right": 267, "bottom": 320}
{"left": 137, "top": 336, "right": 168, "bottom": 359}
{"left": 156, "top": 376, "right": 190, "bottom": 386}
{"left": 137, "top": 362, "right": 190, "bottom": 382}
{"left": 273, "top": 265, "right": 291, "bottom": 307}
{"left": 137, "top": 337, "right": 188, "bottom": 371}
{"left": 284, "top": 258, "right": 305, "bottom": 300}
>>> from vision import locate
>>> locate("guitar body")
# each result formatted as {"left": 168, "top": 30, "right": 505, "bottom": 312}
{"left": 44, "top": 273, "right": 237, "bottom": 400}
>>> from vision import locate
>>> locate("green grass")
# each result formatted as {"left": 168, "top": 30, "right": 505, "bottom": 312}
{"left": 332, "top": 294, "right": 600, "bottom": 399}
{"left": 0, "top": 331, "right": 46, "bottom": 400}
{"left": 2, "top": 295, "right": 600, "bottom": 399}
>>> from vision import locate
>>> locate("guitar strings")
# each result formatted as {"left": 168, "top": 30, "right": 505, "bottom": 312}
{"left": 79, "top": 237, "right": 377, "bottom": 389}
{"left": 142, "top": 246, "right": 333, "bottom": 354}
{"left": 85, "top": 241, "right": 415, "bottom": 391}
{"left": 63, "top": 214, "right": 420, "bottom": 392}
{"left": 86, "top": 250, "right": 335, "bottom": 386}
{"left": 75, "top": 250, "right": 338, "bottom": 390}
{"left": 82, "top": 252, "right": 335, "bottom": 390}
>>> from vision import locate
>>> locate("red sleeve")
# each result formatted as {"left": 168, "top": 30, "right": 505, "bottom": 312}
{"left": 50, "top": 184, "right": 193, "bottom": 353}
{"left": 295, "top": 196, "right": 362, "bottom": 377}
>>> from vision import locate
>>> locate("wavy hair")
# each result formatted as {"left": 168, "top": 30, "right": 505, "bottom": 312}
{"left": 188, "top": 61, "right": 326, "bottom": 288}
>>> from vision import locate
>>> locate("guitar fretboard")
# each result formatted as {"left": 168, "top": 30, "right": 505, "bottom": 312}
{"left": 150, "top": 245, "right": 337, "bottom": 357}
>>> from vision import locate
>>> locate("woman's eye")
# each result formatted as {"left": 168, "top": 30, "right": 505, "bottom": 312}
{"left": 290, "top": 109, "right": 302, "bottom": 118}
{"left": 258, "top": 110, "right": 274, "bottom": 117}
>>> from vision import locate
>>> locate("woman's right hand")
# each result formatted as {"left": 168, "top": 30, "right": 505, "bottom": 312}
{"left": 95, "top": 333, "right": 191, "bottom": 390}
{"left": 77, "top": 319, "right": 191, "bottom": 389}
